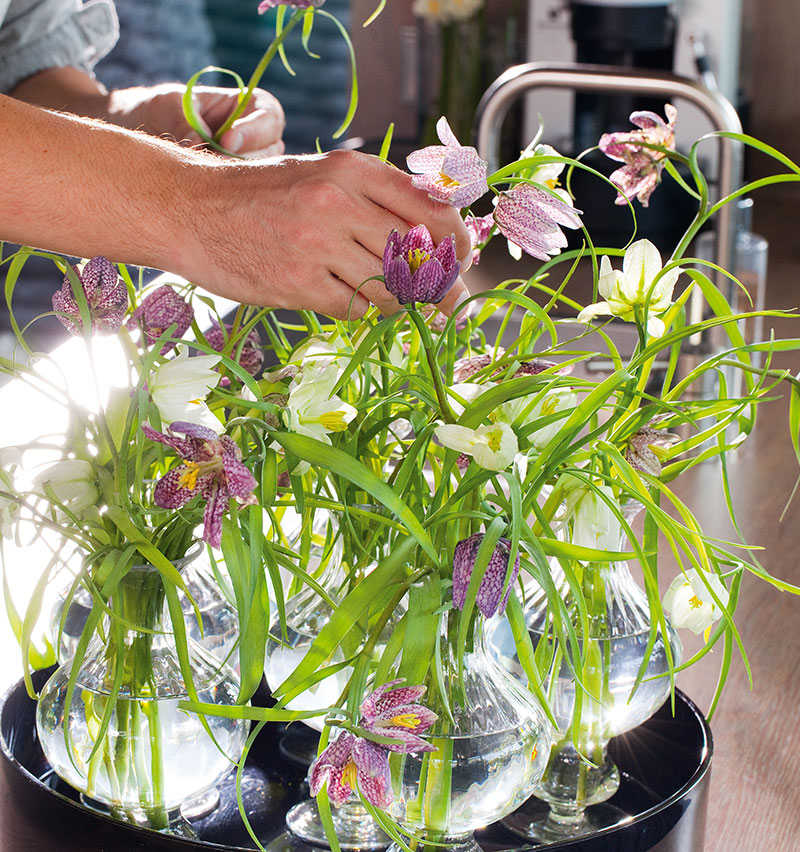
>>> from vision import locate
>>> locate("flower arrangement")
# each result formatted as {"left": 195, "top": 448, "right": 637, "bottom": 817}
{"left": 3, "top": 1, "right": 800, "bottom": 851}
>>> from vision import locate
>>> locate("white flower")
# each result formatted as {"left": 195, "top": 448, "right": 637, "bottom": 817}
{"left": 498, "top": 387, "right": 577, "bottom": 449}
{"left": 663, "top": 569, "right": 729, "bottom": 635}
{"left": 446, "top": 382, "right": 491, "bottom": 416}
{"left": 577, "top": 239, "right": 681, "bottom": 338}
{"left": 412, "top": 0, "right": 483, "bottom": 23}
{"left": 33, "top": 458, "right": 99, "bottom": 517}
{"left": 435, "top": 421, "right": 518, "bottom": 471}
{"left": 570, "top": 485, "right": 621, "bottom": 559}
{"left": 284, "top": 363, "right": 357, "bottom": 444}
{"left": 0, "top": 447, "right": 22, "bottom": 538}
{"left": 290, "top": 336, "right": 343, "bottom": 369}
{"left": 149, "top": 348, "right": 223, "bottom": 432}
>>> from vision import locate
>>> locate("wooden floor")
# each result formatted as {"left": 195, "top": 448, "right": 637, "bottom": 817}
{"left": 1, "top": 196, "right": 798, "bottom": 851}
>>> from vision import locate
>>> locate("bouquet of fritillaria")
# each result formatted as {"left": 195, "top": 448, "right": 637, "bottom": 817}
{"left": 3, "top": 1, "right": 800, "bottom": 851}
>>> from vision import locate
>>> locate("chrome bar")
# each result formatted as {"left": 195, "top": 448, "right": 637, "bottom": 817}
{"left": 474, "top": 61, "right": 743, "bottom": 281}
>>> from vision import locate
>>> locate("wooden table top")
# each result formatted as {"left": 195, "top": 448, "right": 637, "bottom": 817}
{"left": 1, "top": 199, "right": 798, "bottom": 852}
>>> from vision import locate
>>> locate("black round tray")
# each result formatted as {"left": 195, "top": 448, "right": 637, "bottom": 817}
{"left": 0, "top": 668, "right": 712, "bottom": 852}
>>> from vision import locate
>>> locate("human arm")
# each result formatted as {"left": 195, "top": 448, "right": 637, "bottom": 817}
{"left": 10, "top": 66, "right": 286, "bottom": 157}
{"left": 0, "top": 94, "right": 470, "bottom": 318}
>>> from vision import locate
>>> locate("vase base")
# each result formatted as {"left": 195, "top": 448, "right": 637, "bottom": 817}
{"left": 79, "top": 793, "right": 201, "bottom": 838}
{"left": 285, "top": 798, "right": 391, "bottom": 851}
{"left": 181, "top": 787, "right": 222, "bottom": 821}
{"left": 388, "top": 836, "right": 482, "bottom": 852}
{"left": 502, "top": 796, "right": 633, "bottom": 844}
{"left": 278, "top": 725, "right": 320, "bottom": 767}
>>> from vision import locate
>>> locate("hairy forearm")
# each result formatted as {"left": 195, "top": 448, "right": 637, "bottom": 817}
{"left": 0, "top": 93, "right": 212, "bottom": 274}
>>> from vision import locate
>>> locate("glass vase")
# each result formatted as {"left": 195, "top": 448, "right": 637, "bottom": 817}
{"left": 36, "top": 563, "right": 249, "bottom": 834}
{"left": 387, "top": 608, "right": 552, "bottom": 852}
{"left": 49, "top": 544, "right": 240, "bottom": 672}
{"left": 499, "top": 501, "right": 683, "bottom": 843}
{"left": 266, "top": 577, "right": 396, "bottom": 851}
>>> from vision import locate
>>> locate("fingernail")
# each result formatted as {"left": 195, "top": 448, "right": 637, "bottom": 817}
{"left": 226, "top": 129, "right": 244, "bottom": 153}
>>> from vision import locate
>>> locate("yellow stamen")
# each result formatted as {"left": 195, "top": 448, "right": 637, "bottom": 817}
{"left": 531, "top": 745, "right": 538, "bottom": 761}
{"left": 438, "top": 171, "right": 460, "bottom": 189}
{"left": 340, "top": 759, "right": 358, "bottom": 790}
{"left": 178, "top": 461, "right": 202, "bottom": 491}
{"left": 545, "top": 177, "right": 560, "bottom": 190}
{"left": 703, "top": 625, "right": 712, "bottom": 643}
{"left": 542, "top": 395, "right": 559, "bottom": 417}
{"left": 486, "top": 428, "right": 503, "bottom": 452}
{"left": 407, "top": 247, "right": 431, "bottom": 274}
{"left": 390, "top": 712, "right": 422, "bottom": 729}
{"left": 318, "top": 411, "right": 350, "bottom": 432}
{"left": 688, "top": 594, "right": 703, "bottom": 609}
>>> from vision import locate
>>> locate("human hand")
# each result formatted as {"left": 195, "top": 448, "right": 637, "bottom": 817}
{"left": 107, "top": 83, "right": 286, "bottom": 157}
{"left": 178, "top": 149, "right": 472, "bottom": 319}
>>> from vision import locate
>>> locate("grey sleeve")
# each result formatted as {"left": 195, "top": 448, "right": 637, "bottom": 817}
{"left": 0, "top": 0, "right": 119, "bottom": 93}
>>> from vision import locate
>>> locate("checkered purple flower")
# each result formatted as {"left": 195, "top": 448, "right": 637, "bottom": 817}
{"left": 406, "top": 116, "right": 488, "bottom": 208}
{"left": 309, "top": 680, "right": 436, "bottom": 808}
{"left": 205, "top": 321, "right": 264, "bottom": 376}
{"left": 452, "top": 533, "right": 519, "bottom": 617}
{"left": 464, "top": 212, "right": 495, "bottom": 266}
{"left": 599, "top": 104, "right": 678, "bottom": 207}
{"left": 52, "top": 256, "right": 127, "bottom": 336}
{"left": 258, "top": 0, "right": 323, "bottom": 12}
{"left": 359, "top": 680, "right": 438, "bottom": 753}
{"left": 142, "top": 421, "right": 257, "bottom": 547}
{"left": 494, "top": 184, "right": 583, "bottom": 262}
{"left": 308, "top": 731, "right": 392, "bottom": 808}
{"left": 127, "top": 285, "right": 194, "bottom": 354}
{"left": 625, "top": 427, "right": 679, "bottom": 476}
{"left": 383, "top": 225, "right": 461, "bottom": 305}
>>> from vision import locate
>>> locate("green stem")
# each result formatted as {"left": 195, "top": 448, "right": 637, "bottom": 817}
{"left": 408, "top": 309, "right": 456, "bottom": 423}
{"left": 214, "top": 10, "right": 304, "bottom": 142}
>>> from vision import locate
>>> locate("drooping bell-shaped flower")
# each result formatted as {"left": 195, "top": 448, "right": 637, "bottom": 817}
{"left": 309, "top": 679, "right": 436, "bottom": 808}
{"left": 149, "top": 347, "right": 223, "bottom": 432}
{"left": 359, "top": 680, "right": 438, "bottom": 752}
{"left": 599, "top": 104, "right": 677, "bottom": 207}
{"left": 309, "top": 731, "right": 392, "bottom": 809}
{"left": 498, "top": 386, "right": 577, "bottom": 450}
{"left": 0, "top": 448, "right": 21, "bottom": 539}
{"left": 382, "top": 225, "right": 461, "bottom": 305}
{"left": 284, "top": 362, "right": 357, "bottom": 444}
{"left": 577, "top": 239, "right": 681, "bottom": 338}
{"left": 663, "top": 568, "right": 729, "bottom": 635}
{"left": 435, "top": 420, "right": 518, "bottom": 471}
{"left": 204, "top": 320, "right": 264, "bottom": 377}
{"left": 493, "top": 183, "right": 582, "bottom": 262}
{"left": 464, "top": 212, "right": 495, "bottom": 266}
{"left": 502, "top": 143, "right": 579, "bottom": 260}
{"left": 52, "top": 256, "right": 127, "bottom": 336}
{"left": 32, "top": 458, "right": 99, "bottom": 518}
{"left": 452, "top": 532, "right": 520, "bottom": 617}
{"left": 143, "top": 421, "right": 257, "bottom": 547}
{"left": 412, "top": 0, "right": 484, "bottom": 23}
{"left": 625, "top": 426, "right": 679, "bottom": 476}
{"left": 258, "top": 0, "right": 324, "bottom": 12}
{"left": 406, "top": 116, "right": 488, "bottom": 208}
{"left": 126, "top": 284, "right": 194, "bottom": 354}
{"left": 569, "top": 484, "right": 621, "bottom": 562}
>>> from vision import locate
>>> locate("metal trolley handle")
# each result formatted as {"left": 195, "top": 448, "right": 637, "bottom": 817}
{"left": 474, "top": 61, "right": 743, "bottom": 273}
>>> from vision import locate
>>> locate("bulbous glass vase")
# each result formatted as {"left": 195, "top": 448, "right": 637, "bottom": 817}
{"left": 265, "top": 580, "right": 396, "bottom": 851}
{"left": 36, "top": 563, "right": 249, "bottom": 834}
{"left": 388, "top": 608, "right": 552, "bottom": 852}
{"left": 49, "top": 544, "right": 239, "bottom": 672}
{"left": 491, "top": 501, "right": 683, "bottom": 843}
